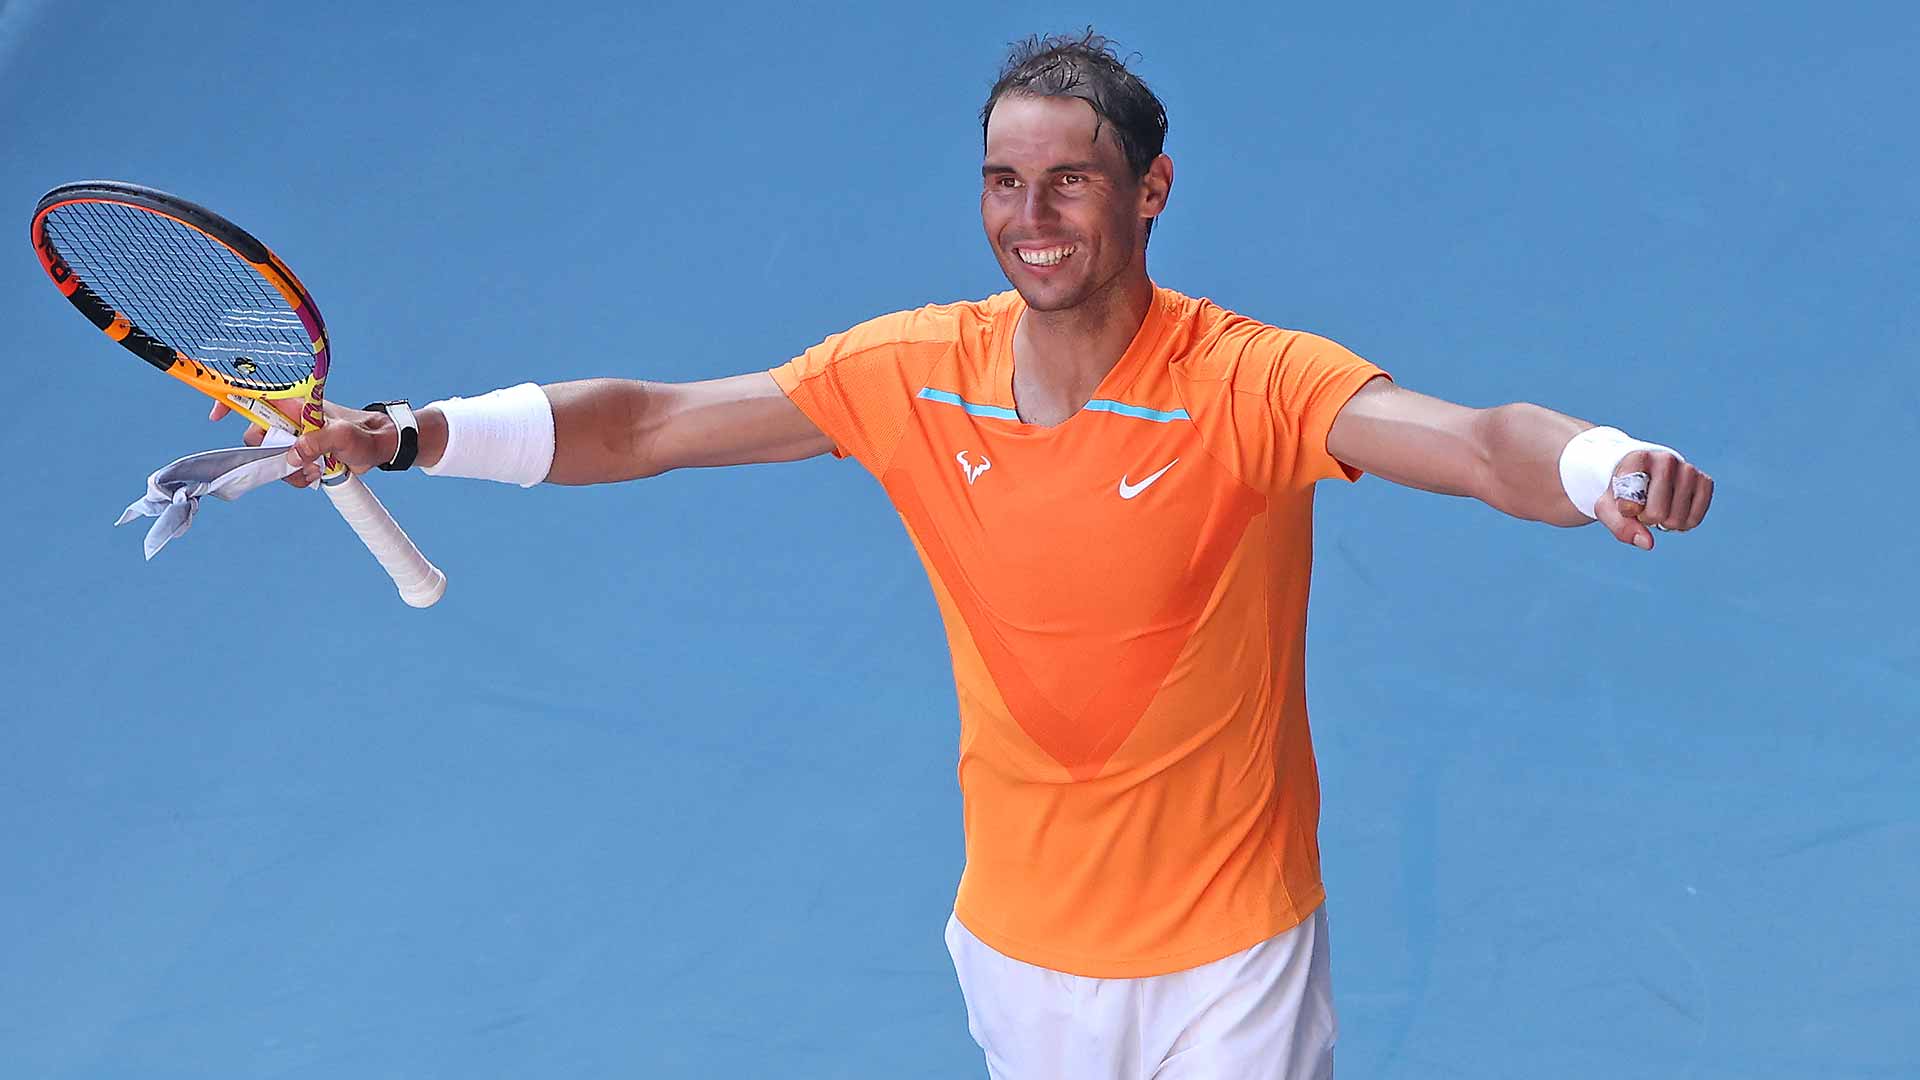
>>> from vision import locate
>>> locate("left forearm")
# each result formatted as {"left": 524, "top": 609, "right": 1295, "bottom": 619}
{"left": 1473, "top": 403, "right": 1593, "bottom": 525}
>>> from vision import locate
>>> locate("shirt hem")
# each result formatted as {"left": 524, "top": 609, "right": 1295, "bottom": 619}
{"left": 951, "top": 882, "right": 1328, "bottom": 979}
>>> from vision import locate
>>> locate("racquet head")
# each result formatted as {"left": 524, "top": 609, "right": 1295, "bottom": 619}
{"left": 31, "top": 181, "right": 337, "bottom": 458}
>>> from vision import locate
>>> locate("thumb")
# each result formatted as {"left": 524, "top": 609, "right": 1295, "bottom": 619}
{"left": 289, "top": 420, "right": 369, "bottom": 471}
{"left": 1595, "top": 457, "right": 1654, "bottom": 551}
{"left": 1595, "top": 497, "right": 1653, "bottom": 550}
{"left": 288, "top": 428, "right": 334, "bottom": 467}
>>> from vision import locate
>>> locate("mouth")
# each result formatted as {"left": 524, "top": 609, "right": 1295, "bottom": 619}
{"left": 1011, "top": 243, "right": 1076, "bottom": 273}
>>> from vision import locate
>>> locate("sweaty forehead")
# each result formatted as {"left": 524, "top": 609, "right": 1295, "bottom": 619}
{"left": 984, "top": 95, "right": 1123, "bottom": 167}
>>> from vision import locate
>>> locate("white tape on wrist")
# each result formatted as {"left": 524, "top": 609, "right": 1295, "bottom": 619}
{"left": 1558, "top": 426, "right": 1683, "bottom": 519}
{"left": 420, "top": 382, "right": 555, "bottom": 487}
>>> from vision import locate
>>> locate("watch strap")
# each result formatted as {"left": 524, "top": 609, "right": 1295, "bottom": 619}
{"left": 363, "top": 400, "right": 419, "bottom": 471}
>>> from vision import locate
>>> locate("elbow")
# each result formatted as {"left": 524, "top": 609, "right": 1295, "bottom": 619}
{"left": 547, "top": 378, "right": 666, "bottom": 484}
{"left": 1475, "top": 403, "right": 1579, "bottom": 523}
{"left": 619, "top": 382, "right": 671, "bottom": 481}
{"left": 1464, "top": 404, "right": 1516, "bottom": 505}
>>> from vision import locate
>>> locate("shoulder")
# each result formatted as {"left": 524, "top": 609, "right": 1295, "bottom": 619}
{"left": 779, "top": 292, "right": 1015, "bottom": 393}
{"left": 1159, "top": 290, "right": 1365, "bottom": 397}
{"left": 824, "top": 292, "right": 1016, "bottom": 357}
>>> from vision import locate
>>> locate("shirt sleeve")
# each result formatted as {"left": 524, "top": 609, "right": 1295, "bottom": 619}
{"left": 769, "top": 308, "right": 949, "bottom": 477}
{"left": 1269, "top": 330, "right": 1389, "bottom": 488}
{"left": 1180, "top": 319, "right": 1389, "bottom": 495}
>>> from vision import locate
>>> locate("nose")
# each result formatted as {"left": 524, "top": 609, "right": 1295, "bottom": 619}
{"left": 1017, "top": 183, "right": 1059, "bottom": 228}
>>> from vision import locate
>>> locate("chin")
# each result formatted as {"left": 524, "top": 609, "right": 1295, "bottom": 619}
{"left": 1002, "top": 271, "right": 1087, "bottom": 312}
{"left": 1019, "top": 291, "right": 1084, "bottom": 313}
{"left": 1004, "top": 286, "right": 1054, "bottom": 310}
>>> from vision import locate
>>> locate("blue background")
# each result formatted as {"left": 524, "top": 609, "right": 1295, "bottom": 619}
{"left": 3, "top": 1, "right": 1915, "bottom": 1076}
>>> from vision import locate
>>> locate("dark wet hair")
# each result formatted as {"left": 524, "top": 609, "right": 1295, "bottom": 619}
{"left": 981, "top": 30, "right": 1168, "bottom": 180}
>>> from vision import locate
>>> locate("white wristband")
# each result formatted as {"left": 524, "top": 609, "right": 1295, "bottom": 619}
{"left": 1558, "top": 426, "right": 1683, "bottom": 519}
{"left": 420, "top": 383, "right": 555, "bottom": 487}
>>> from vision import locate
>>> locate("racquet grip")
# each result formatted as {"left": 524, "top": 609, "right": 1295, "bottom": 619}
{"left": 321, "top": 473, "right": 447, "bottom": 608}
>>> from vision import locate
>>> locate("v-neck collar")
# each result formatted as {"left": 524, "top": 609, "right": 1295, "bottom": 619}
{"left": 989, "top": 284, "right": 1174, "bottom": 436}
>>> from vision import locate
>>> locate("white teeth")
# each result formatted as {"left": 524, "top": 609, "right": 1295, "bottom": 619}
{"left": 1017, "top": 245, "right": 1074, "bottom": 266}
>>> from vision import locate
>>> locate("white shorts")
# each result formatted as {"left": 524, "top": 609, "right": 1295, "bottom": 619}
{"left": 944, "top": 906, "right": 1336, "bottom": 1079}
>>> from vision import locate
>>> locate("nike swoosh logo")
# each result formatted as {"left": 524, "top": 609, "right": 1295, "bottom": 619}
{"left": 1118, "top": 458, "right": 1179, "bottom": 499}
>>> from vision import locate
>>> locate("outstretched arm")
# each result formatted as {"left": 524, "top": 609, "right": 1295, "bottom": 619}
{"left": 243, "top": 372, "right": 834, "bottom": 486}
{"left": 1325, "top": 378, "right": 1714, "bottom": 549}
{"left": 541, "top": 374, "right": 833, "bottom": 483}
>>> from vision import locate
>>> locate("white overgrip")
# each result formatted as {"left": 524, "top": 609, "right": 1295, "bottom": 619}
{"left": 321, "top": 472, "right": 447, "bottom": 607}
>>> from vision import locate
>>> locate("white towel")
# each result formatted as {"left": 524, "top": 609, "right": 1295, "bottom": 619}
{"left": 116, "top": 430, "right": 300, "bottom": 560}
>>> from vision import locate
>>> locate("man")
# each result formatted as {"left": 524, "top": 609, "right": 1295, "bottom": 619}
{"left": 252, "top": 31, "right": 1714, "bottom": 1080}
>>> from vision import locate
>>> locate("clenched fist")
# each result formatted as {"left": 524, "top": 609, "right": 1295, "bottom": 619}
{"left": 1595, "top": 450, "right": 1715, "bottom": 550}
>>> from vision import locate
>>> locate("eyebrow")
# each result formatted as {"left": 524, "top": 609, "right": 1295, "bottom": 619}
{"left": 981, "top": 161, "right": 1102, "bottom": 176}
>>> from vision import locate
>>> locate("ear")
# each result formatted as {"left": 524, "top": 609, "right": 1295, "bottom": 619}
{"left": 1139, "top": 154, "right": 1173, "bottom": 219}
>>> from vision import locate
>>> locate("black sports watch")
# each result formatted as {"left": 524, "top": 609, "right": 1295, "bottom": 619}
{"left": 363, "top": 400, "right": 419, "bottom": 471}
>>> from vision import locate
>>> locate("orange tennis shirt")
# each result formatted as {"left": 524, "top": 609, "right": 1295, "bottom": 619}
{"left": 770, "top": 284, "right": 1387, "bottom": 978}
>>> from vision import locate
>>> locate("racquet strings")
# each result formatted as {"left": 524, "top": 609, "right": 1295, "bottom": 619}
{"left": 41, "top": 201, "right": 314, "bottom": 393}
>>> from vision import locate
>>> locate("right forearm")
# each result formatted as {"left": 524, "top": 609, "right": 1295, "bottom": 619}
{"left": 541, "top": 378, "right": 660, "bottom": 484}
{"left": 366, "top": 372, "right": 828, "bottom": 488}
{"left": 389, "top": 380, "right": 664, "bottom": 485}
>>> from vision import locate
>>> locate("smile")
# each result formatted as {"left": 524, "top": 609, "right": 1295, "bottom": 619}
{"left": 1016, "top": 244, "right": 1075, "bottom": 266}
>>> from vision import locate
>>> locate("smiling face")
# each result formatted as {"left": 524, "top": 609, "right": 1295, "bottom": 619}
{"left": 981, "top": 94, "right": 1170, "bottom": 313}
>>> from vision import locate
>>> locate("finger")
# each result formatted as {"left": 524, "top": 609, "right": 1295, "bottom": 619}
{"left": 1663, "top": 467, "right": 1697, "bottom": 531}
{"left": 1685, "top": 472, "right": 1714, "bottom": 530}
{"left": 242, "top": 424, "right": 265, "bottom": 447}
{"left": 286, "top": 464, "right": 321, "bottom": 489}
{"left": 1607, "top": 451, "right": 1651, "bottom": 521}
{"left": 1640, "top": 454, "right": 1678, "bottom": 528}
{"left": 209, "top": 401, "right": 230, "bottom": 422}
{"left": 1593, "top": 487, "right": 1654, "bottom": 551}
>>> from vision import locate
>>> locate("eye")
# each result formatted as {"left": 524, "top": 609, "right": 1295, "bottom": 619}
{"left": 1061, "top": 174, "right": 1087, "bottom": 186}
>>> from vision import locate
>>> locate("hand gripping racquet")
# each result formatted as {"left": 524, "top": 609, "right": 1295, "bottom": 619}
{"left": 32, "top": 181, "right": 446, "bottom": 607}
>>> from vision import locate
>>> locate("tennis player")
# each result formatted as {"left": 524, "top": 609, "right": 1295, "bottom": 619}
{"left": 259, "top": 31, "right": 1714, "bottom": 1079}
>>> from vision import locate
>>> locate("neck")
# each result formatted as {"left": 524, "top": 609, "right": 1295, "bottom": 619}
{"left": 1011, "top": 272, "right": 1154, "bottom": 425}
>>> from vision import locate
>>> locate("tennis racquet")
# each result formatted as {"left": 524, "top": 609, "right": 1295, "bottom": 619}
{"left": 31, "top": 180, "right": 446, "bottom": 607}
